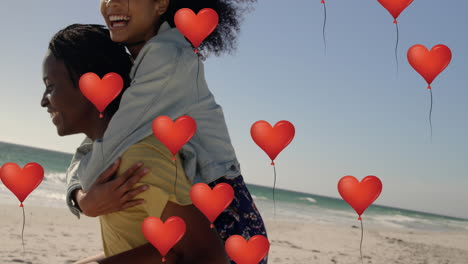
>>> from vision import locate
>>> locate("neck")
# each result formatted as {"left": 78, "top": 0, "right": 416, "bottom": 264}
{"left": 127, "top": 42, "right": 146, "bottom": 59}
{"left": 83, "top": 113, "right": 112, "bottom": 141}
{"left": 126, "top": 21, "right": 163, "bottom": 59}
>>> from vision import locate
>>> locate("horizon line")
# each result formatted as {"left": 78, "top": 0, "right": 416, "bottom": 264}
{"left": 1, "top": 140, "right": 467, "bottom": 221}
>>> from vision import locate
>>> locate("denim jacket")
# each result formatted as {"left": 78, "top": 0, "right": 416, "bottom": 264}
{"left": 65, "top": 22, "right": 241, "bottom": 218}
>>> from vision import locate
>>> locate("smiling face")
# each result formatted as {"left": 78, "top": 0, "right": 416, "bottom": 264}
{"left": 41, "top": 50, "right": 96, "bottom": 136}
{"left": 100, "top": 0, "right": 169, "bottom": 45}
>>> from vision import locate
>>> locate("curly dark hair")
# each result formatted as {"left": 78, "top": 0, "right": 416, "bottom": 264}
{"left": 48, "top": 24, "right": 133, "bottom": 116}
{"left": 160, "top": 0, "right": 257, "bottom": 57}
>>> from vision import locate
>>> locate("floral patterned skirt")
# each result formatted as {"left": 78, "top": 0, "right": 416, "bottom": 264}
{"left": 209, "top": 175, "right": 268, "bottom": 264}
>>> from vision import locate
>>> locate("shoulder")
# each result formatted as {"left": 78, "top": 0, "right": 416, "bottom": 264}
{"left": 139, "top": 35, "right": 180, "bottom": 61}
{"left": 122, "top": 136, "right": 173, "bottom": 162}
{"left": 118, "top": 136, "right": 181, "bottom": 178}
{"left": 118, "top": 136, "right": 193, "bottom": 206}
{"left": 131, "top": 42, "right": 179, "bottom": 81}
{"left": 131, "top": 27, "right": 195, "bottom": 79}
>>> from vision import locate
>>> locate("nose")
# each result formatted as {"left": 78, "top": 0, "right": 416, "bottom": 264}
{"left": 40, "top": 93, "right": 49, "bottom": 108}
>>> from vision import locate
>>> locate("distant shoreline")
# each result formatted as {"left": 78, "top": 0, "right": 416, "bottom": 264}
{"left": 1, "top": 140, "right": 467, "bottom": 222}
{"left": 0, "top": 140, "right": 74, "bottom": 156}
{"left": 246, "top": 183, "right": 468, "bottom": 222}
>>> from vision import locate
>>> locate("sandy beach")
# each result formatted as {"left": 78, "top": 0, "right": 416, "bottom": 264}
{"left": 1, "top": 204, "right": 467, "bottom": 264}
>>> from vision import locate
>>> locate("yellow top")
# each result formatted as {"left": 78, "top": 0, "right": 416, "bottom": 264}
{"left": 99, "top": 135, "right": 193, "bottom": 257}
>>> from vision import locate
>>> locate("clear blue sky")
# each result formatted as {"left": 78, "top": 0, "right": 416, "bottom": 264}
{"left": 1, "top": 0, "right": 467, "bottom": 219}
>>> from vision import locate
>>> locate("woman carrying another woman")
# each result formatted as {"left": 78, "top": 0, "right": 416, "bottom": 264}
{"left": 63, "top": 0, "right": 268, "bottom": 263}
{"left": 42, "top": 24, "right": 229, "bottom": 263}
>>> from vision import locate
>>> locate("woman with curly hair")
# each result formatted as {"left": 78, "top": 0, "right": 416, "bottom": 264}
{"left": 63, "top": 0, "right": 267, "bottom": 263}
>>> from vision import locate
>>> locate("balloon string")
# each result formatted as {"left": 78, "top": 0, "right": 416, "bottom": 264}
{"left": 22, "top": 205, "right": 25, "bottom": 256}
{"left": 322, "top": 1, "right": 327, "bottom": 55}
{"left": 196, "top": 56, "right": 200, "bottom": 103}
{"left": 173, "top": 159, "right": 178, "bottom": 196}
{"left": 273, "top": 163, "right": 277, "bottom": 218}
{"left": 360, "top": 218, "right": 364, "bottom": 264}
{"left": 429, "top": 89, "right": 433, "bottom": 142}
{"left": 395, "top": 22, "right": 399, "bottom": 77}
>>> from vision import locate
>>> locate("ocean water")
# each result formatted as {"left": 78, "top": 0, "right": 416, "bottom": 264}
{"left": 1, "top": 141, "right": 468, "bottom": 232}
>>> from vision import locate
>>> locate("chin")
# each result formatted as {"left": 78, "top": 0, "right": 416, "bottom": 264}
{"left": 57, "top": 129, "right": 67, "bottom": 137}
{"left": 109, "top": 31, "right": 129, "bottom": 44}
{"left": 56, "top": 126, "right": 72, "bottom": 137}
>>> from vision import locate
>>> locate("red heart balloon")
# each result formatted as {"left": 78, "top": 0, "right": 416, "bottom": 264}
{"left": 377, "top": 0, "right": 414, "bottom": 23}
{"left": 174, "top": 8, "right": 219, "bottom": 52}
{"left": 152, "top": 116, "right": 197, "bottom": 159}
{"left": 141, "top": 216, "right": 186, "bottom": 262}
{"left": 0, "top": 162, "right": 44, "bottom": 206}
{"left": 78, "top": 72, "right": 123, "bottom": 118}
{"left": 407, "top": 44, "right": 452, "bottom": 89}
{"left": 190, "top": 183, "right": 234, "bottom": 228}
{"left": 225, "top": 235, "right": 270, "bottom": 264}
{"left": 251, "top": 120, "right": 295, "bottom": 164}
{"left": 337, "top": 176, "right": 382, "bottom": 219}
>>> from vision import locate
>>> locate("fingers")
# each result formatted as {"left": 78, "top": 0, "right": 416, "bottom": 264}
{"left": 113, "top": 162, "right": 145, "bottom": 188}
{"left": 95, "top": 158, "right": 121, "bottom": 184}
{"left": 117, "top": 166, "right": 149, "bottom": 192}
{"left": 120, "top": 185, "right": 149, "bottom": 203}
{"left": 120, "top": 199, "right": 146, "bottom": 211}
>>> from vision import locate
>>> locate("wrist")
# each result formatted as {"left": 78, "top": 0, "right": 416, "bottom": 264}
{"left": 73, "top": 189, "right": 86, "bottom": 212}
{"left": 75, "top": 190, "right": 99, "bottom": 217}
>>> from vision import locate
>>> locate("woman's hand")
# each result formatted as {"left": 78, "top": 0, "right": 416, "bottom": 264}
{"left": 74, "top": 158, "right": 150, "bottom": 217}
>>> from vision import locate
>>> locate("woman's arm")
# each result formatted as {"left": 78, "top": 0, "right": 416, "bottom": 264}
{"left": 73, "top": 253, "right": 106, "bottom": 264}
{"left": 66, "top": 137, "right": 92, "bottom": 218}
{"left": 74, "top": 158, "right": 151, "bottom": 217}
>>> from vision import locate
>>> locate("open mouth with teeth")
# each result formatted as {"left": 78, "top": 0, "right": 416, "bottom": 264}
{"left": 50, "top": 112, "right": 58, "bottom": 119}
{"left": 109, "top": 15, "right": 130, "bottom": 29}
